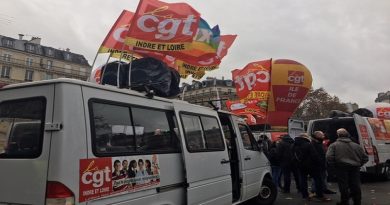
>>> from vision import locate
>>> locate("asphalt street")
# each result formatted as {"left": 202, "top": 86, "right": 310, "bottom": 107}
{"left": 273, "top": 178, "right": 390, "bottom": 205}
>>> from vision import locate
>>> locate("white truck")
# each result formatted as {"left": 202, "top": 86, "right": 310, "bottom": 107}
{"left": 0, "top": 78, "right": 276, "bottom": 205}
{"left": 307, "top": 114, "right": 390, "bottom": 179}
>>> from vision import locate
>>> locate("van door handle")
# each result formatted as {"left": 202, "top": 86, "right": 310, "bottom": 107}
{"left": 244, "top": 156, "right": 251, "bottom": 161}
{"left": 220, "top": 159, "right": 230, "bottom": 164}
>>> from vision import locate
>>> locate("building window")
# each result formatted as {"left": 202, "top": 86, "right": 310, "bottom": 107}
{"left": 80, "top": 67, "right": 87, "bottom": 75}
{"left": 25, "top": 70, "right": 34, "bottom": 81}
{"left": 26, "top": 58, "right": 33, "bottom": 67}
{"left": 2, "top": 39, "right": 14, "bottom": 48}
{"left": 2, "top": 54, "right": 11, "bottom": 62}
{"left": 45, "top": 73, "right": 53, "bottom": 80}
{"left": 64, "top": 53, "right": 71, "bottom": 60}
{"left": 47, "top": 60, "right": 52, "bottom": 69}
{"left": 25, "top": 44, "right": 36, "bottom": 53}
{"left": 47, "top": 49, "right": 54, "bottom": 56}
{"left": 1, "top": 66, "right": 11, "bottom": 78}
{"left": 64, "top": 65, "right": 72, "bottom": 73}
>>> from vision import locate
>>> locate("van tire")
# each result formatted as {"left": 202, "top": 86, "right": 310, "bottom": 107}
{"left": 252, "top": 177, "right": 277, "bottom": 205}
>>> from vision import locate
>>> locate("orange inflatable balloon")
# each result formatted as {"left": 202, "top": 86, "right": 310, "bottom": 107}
{"left": 264, "top": 59, "right": 312, "bottom": 127}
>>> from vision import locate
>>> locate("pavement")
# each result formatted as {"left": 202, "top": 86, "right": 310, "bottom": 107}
{"left": 273, "top": 177, "right": 390, "bottom": 205}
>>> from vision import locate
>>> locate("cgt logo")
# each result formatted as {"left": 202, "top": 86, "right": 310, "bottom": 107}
{"left": 288, "top": 71, "right": 304, "bottom": 85}
{"left": 81, "top": 160, "right": 111, "bottom": 188}
{"left": 136, "top": 7, "right": 197, "bottom": 40}
{"left": 234, "top": 70, "right": 270, "bottom": 91}
{"left": 377, "top": 108, "right": 390, "bottom": 119}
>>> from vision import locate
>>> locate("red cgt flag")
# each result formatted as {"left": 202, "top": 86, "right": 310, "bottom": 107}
{"left": 232, "top": 60, "right": 271, "bottom": 99}
{"left": 231, "top": 59, "right": 272, "bottom": 122}
{"left": 126, "top": 0, "right": 201, "bottom": 51}
{"left": 99, "top": 10, "right": 135, "bottom": 54}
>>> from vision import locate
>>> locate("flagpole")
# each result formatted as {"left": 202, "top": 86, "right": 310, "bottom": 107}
{"left": 214, "top": 77, "right": 221, "bottom": 109}
{"left": 128, "top": 52, "right": 134, "bottom": 88}
{"left": 263, "top": 58, "right": 272, "bottom": 133}
{"left": 101, "top": 52, "right": 113, "bottom": 85}
{"left": 181, "top": 84, "right": 188, "bottom": 100}
{"left": 90, "top": 51, "right": 99, "bottom": 70}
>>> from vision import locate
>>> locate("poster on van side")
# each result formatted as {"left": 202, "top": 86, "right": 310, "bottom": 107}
{"left": 79, "top": 155, "right": 160, "bottom": 202}
{"left": 359, "top": 125, "right": 373, "bottom": 155}
{"left": 367, "top": 118, "right": 390, "bottom": 141}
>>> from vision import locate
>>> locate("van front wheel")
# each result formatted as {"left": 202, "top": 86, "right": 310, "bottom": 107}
{"left": 252, "top": 178, "right": 277, "bottom": 205}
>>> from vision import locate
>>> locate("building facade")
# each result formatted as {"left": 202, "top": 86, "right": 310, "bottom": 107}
{"left": 375, "top": 91, "right": 390, "bottom": 103}
{"left": 0, "top": 34, "right": 91, "bottom": 86}
{"left": 178, "top": 77, "right": 238, "bottom": 111}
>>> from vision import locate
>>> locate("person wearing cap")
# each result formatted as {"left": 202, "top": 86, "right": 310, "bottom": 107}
{"left": 326, "top": 128, "right": 368, "bottom": 205}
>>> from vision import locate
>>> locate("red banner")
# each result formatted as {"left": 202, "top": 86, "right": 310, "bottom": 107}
{"left": 98, "top": 10, "right": 134, "bottom": 54}
{"left": 359, "top": 124, "right": 373, "bottom": 155}
{"left": 377, "top": 107, "right": 390, "bottom": 119}
{"left": 367, "top": 118, "right": 390, "bottom": 141}
{"left": 80, "top": 158, "right": 112, "bottom": 202}
{"left": 126, "top": 0, "right": 200, "bottom": 51}
{"left": 79, "top": 156, "right": 161, "bottom": 202}
{"left": 227, "top": 60, "right": 271, "bottom": 123}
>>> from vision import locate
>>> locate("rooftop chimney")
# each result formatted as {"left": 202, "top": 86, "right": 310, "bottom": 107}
{"left": 29, "top": 37, "right": 41, "bottom": 45}
{"left": 18, "top": 34, "right": 24, "bottom": 40}
{"left": 66, "top": 48, "right": 70, "bottom": 52}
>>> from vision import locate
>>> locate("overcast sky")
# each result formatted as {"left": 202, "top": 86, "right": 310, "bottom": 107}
{"left": 1, "top": 0, "right": 389, "bottom": 107}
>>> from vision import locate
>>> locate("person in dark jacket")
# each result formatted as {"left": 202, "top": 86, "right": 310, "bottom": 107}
{"left": 278, "top": 134, "right": 301, "bottom": 193}
{"left": 293, "top": 133, "right": 331, "bottom": 202}
{"left": 268, "top": 139, "right": 282, "bottom": 189}
{"left": 311, "top": 131, "right": 337, "bottom": 195}
{"left": 326, "top": 128, "right": 368, "bottom": 205}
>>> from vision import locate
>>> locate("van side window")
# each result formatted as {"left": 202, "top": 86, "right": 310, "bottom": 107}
{"left": 92, "top": 103, "right": 134, "bottom": 153}
{"left": 0, "top": 97, "right": 46, "bottom": 158}
{"left": 200, "top": 116, "right": 225, "bottom": 150}
{"left": 239, "top": 124, "right": 257, "bottom": 151}
{"left": 132, "top": 107, "right": 180, "bottom": 152}
{"left": 90, "top": 101, "right": 180, "bottom": 156}
{"left": 181, "top": 114, "right": 225, "bottom": 152}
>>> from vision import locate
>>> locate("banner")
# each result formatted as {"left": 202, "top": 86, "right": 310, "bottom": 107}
{"left": 98, "top": 10, "right": 140, "bottom": 59}
{"left": 126, "top": 0, "right": 201, "bottom": 51}
{"left": 176, "top": 35, "right": 236, "bottom": 79}
{"left": 79, "top": 155, "right": 160, "bottom": 202}
{"left": 359, "top": 124, "right": 374, "bottom": 155}
{"left": 377, "top": 107, "right": 390, "bottom": 119}
{"left": 167, "top": 18, "right": 220, "bottom": 59}
{"left": 367, "top": 118, "right": 390, "bottom": 141}
{"left": 226, "top": 99, "right": 268, "bottom": 119}
{"left": 229, "top": 60, "right": 271, "bottom": 122}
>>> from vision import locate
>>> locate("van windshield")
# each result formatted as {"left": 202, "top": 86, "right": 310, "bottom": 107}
{"left": 0, "top": 97, "right": 46, "bottom": 158}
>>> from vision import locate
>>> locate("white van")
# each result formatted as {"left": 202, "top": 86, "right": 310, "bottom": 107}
{"left": 0, "top": 78, "right": 276, "bottom": 205}
{"left": 307, "top": 114, "right": 390, "bottom": 179}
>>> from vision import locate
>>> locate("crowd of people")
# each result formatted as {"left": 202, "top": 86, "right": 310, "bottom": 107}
{"left": 260, "top": 128, "right": 368, "bottom": 205}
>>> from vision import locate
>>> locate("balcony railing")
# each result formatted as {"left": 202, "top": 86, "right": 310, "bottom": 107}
{"left": 0, "top": 56, "right": 90, "bottom": 80}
